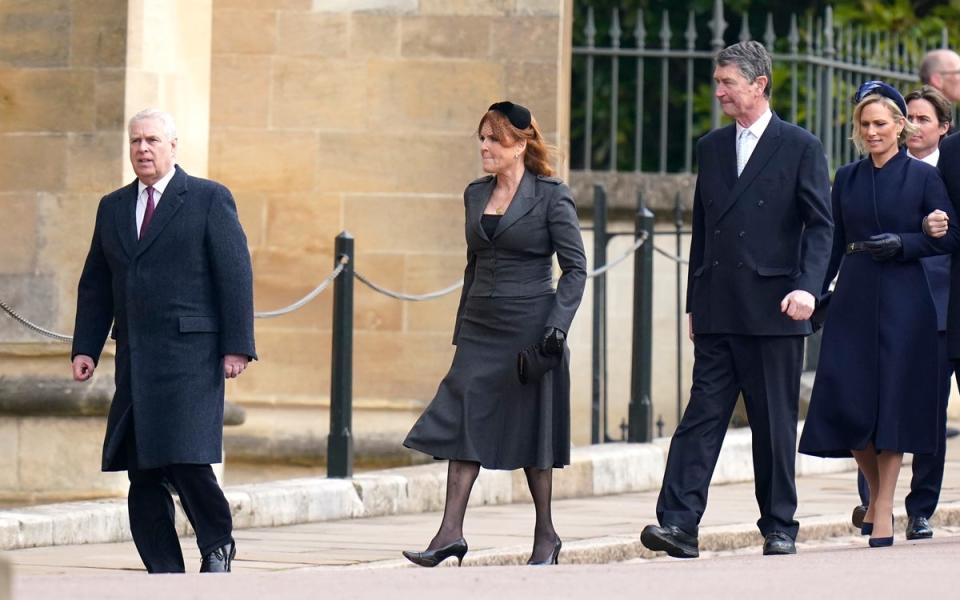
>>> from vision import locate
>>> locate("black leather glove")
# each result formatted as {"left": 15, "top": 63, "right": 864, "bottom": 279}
{"left": 863, "top": 233, "right": 902, "bottom": 261}
{"left": 542, "top": 327, "right": 566, "bottom": 356}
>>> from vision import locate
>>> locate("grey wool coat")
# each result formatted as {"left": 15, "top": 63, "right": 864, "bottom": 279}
{"left": 72, "top": 165, "right": 257, "bottom": 471}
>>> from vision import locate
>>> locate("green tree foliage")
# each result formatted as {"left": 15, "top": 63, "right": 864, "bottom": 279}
{"left": 571, "top": 1, "right": 959, "bottom": 172}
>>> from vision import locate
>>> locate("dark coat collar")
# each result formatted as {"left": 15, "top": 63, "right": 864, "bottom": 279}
{"left": 115, "top": 165, "right": 189, "bottom": 258}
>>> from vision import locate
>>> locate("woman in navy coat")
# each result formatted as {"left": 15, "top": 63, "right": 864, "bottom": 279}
{"left": 799, "top": 82, "right": 958, "bottom": 547}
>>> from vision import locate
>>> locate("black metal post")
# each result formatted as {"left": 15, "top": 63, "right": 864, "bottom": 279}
{"left": 591, "top": 184, "right": 608, "bottom": 445}
{"left": 328, "top": 231, "right": 354, "bottom": 478}
{"left": 628, "top": 193, "right": 655, "bottom": 442}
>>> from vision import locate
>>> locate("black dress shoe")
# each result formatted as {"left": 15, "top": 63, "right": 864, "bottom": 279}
{"left": 851, "top": 504, "right": 868, "bottom": 529}
{"left": 640, "top": 524, "right": 699, "bottom": 558}
{"left": 906, "top": 516, "right": 933, "bottom": 540}
{"left": 402, "top": 538, "right": 468, "bottom": 567}
{"left": 762, "top": 532, "right": 796, "bottom": 556}
{"left": 200, "top": 541, "right": 236, "bottom": 573}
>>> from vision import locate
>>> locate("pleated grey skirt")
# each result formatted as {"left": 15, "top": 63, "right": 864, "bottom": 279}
{"left": 403, "top": 293, "right": 571, "bottom": 470}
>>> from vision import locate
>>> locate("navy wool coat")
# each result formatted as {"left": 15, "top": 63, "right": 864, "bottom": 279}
{"left": 686, "top": 113, "right": 833, "bottom": 335}
{"left": 799, "top": 152, "right": 958, "bottom": 457}
{"left": 72, "top": 166, "right": 257, "bottom": 471}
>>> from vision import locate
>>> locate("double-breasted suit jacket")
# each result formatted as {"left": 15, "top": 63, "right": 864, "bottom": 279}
{"left": 686, "top": 114, "right": 833, "bottom": 335}
{"left": 72, "top": 165, "right": 257, "bottom": 471}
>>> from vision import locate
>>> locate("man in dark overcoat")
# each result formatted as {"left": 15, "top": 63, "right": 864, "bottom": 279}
{"left": 71, "top": 108, "right": 256, "bottom": 573}
{"left": 640, "top": 41, "right": 833, "bottom": 558}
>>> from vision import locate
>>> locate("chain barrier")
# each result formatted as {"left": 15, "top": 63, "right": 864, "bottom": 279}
{"left": 254, "top": 257, "right": 348, "bottom": 318}
{"left": 0, "top": 299, "right": 73, "bottom": 342}
{"left": 0, "top": 258, "right": 350, "bottom": 342}
{"left": 587, "top": 231, "right": 649, "bottom": 278}
{"left": 355, "top": 272, "right": 463, "bottom": 301}
{"left": 653, "top": 245, "right": 689, "bottom": 265}
{"left": 2, "top": 230, "right": 657, "bottom": 338}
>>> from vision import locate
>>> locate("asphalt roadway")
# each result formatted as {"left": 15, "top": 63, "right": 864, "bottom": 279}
{"left": 5, "top": 535, "right": 958, "bottom": 600}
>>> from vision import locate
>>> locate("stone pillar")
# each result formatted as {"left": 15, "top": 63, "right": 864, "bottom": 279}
{"left": 124, "top": 0, "right": 213, "bottom": 179}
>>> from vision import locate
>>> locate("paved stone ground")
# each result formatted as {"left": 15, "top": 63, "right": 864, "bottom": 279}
{"left": 4, "top": 441, "right": 959, "bottom": 579}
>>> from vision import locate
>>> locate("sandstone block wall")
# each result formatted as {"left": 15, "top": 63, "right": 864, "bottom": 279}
{"left": 210, "top": 0, "right": 574, "bottom": 428}
{"left": 0, "top": 0, "right": 128, "bottom": 348}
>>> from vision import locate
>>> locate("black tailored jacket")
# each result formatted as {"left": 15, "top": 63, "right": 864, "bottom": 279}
{"left": 72, "top": 166, "right": 257, "bottom": 471}
{"left": 686, "top": 113, "right": 834, "bottom": 336}
{"left": 452, "top": 170, "right": 587, "bottom": 343}
{"left": 931, "top": 133, "right": 960, "bottom": 356}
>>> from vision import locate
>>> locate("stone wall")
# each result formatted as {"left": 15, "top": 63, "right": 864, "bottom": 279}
{"left": 209, "top": 0, "right": 577, "bottom": 436}
{"left": 0, "top": 0, "right": 128, "bottom": 347}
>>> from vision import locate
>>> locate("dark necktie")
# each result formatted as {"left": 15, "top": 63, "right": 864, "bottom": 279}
{"left": 139, "top": 186, "right": 155, "bottom": 240}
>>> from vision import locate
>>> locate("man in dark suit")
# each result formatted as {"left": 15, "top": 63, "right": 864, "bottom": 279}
{"left": 71, "top": 108, "right": 256, "bottom": 573}
{"left": 640, "top": 41, "right": 833, "bottom": 558}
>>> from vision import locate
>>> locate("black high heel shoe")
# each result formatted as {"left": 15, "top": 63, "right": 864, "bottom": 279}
{"left": 861, "top": 522, "right": 873, "bottom": 536}
{"left": 528, "top": 539, "right": 562, "bottom": 566}
{"left": 867, "top": 515, "right": 895, "bottom": 547}
{"left": 402, "top": 538, "right": 468, "bottom": 567}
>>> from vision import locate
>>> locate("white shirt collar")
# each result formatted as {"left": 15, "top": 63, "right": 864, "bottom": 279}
{"left": 906, "top": 148, "right": 939, "bottom": 167}
{"left": 137, "top": 166, "right": 177, "bottom": 198}
{"left": 736, "top": 108, "right": 773, "bottom": 140}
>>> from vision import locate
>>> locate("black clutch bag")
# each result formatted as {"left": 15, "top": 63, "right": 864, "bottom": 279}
{"left": 517, "top": 343, "right": 561, "bottom": 385}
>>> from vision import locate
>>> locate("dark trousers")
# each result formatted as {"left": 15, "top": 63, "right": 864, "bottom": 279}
{"left": 657, "top": 334, "right": 803, "bottom": 539}
{"left": 856, "top": 333, "right": 952, "bottom": 519}
{"left": 124, "top": 424, "right": 233, "bottom": 573}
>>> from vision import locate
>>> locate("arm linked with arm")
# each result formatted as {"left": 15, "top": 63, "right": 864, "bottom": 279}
{"left": 901, "top": 170, "right": 960, "bottom": 259}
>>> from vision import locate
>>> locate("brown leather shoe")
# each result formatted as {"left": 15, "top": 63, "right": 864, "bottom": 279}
{"left": 200, "top": 541, "right": 236, "bottom": 573}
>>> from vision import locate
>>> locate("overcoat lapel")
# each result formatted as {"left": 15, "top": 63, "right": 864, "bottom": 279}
{"left": 714, "top": 115, "right": 784, "bottom": 222}
{"left": 493, "top": 170, "right": 540, "bottom": 238}
{"left": 717, "top": 125, "right": 738, "bottom": 193}
{"left": 135, "top": 166, "right": 187, "bottom": 257}
{"left": 114, "top": 181, "right": 139, "bottom": 259}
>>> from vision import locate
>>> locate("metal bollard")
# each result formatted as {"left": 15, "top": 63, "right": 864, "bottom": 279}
{"left": 591, "top": 184, "right": 608, "bottom": 445}
{"left": 327, "top": 231, "right": 355, "bottom": 478}
{"left": 628, "top": 193, "right": 654, "bottom": 443}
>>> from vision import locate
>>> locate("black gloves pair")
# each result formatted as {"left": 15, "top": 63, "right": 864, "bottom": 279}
{"left": 863, "top": 233, "right": 902, "bottom": 261}
{"left": 542, "top": 327, "right": 566, "bottom": 356}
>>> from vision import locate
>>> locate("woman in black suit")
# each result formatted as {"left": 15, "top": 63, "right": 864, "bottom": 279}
{"left": 402, "top": 102, "right": 587, "bottom": 567}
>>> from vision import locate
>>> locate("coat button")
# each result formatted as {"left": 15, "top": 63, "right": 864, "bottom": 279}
{"left": 737, "top": 261, "right": 744, "bottom": 268}
{"left": 757, "top": 200, "right": 765, "bottom": 207}
{"left": 712, "top": 260, "right": 719, "bottom": 267}
{"left": 714, "top": 229, "right": 721, "bottom": 236}
{"left": 738, "top": 231, "right": 745, "bottom": 238}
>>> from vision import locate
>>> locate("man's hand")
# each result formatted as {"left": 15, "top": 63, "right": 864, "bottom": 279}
{"left": 923, "top": 209, "right": 949, "bottom": 239}
{"left": 224, "top": 354, "right": 249, "bottom": 379}
{"left": 687, "top": 313, "right": 694, "bottom": 341}
{"left": 72, "top": 355, "right": 96, "bottom": 381}
{"left": 780, "top": 290, "right": 816, "bottom": 321}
